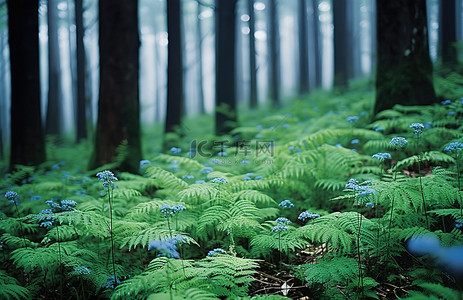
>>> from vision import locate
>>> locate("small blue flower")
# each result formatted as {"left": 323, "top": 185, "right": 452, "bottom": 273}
{"left": 207, "top": 248, "right": 225, "bottom": 256}
{"left": 45, "top": 200, "right": 61, "bottom": 209}
{"left": 298, "top": 211, "right": 320, "bottom": 222}
{"left": 195, "top": 180, "right": 206, "bottom": 184}
{"left": 139, "top": 160, "right": 151, "bottom": 169}
{"left": 390, "top": 137, "right": 408, "bottom": 149}
{"left": 96, "top": 170, "right": 118, "bottom": 189}
{"left": 243, "top": 176, "right": 252, "bottom": 181}
{"left": 272, "top": 224, "right": 288, "bottom": 232}
{"left": 172, "top": 205, "right": 186, "bottom": 213}
{"left": 275, "top": 217, "right": 291, "bottom": 225}
{"left": 409, "top": 123, "right": 424, "bottom": 135}
{"left": 160, "top": 204, "right": 186, "bottom": 216}
{"left": 357, "top": 187, "right": 377, "bottom": 198}
{"left": 346, "top": 116, "right": 359, "bottom": 123}
{"left": 374, "top": 126, "right": 384, "bottom": 132}
{"left": 104, "top": 275, "right": 120, "bottom": 289}
{"left": 170, "top": 147, "right": 182, "bottom": 155}
{"left": 372, "top": 152, "right": 392, "bottom": 161}
{"left": 200, "top": 167, "right": 214, "bottom": 174}
{"left": 455, "top": 219, "right": 463, "bottom": 229}
{"left": 282, "top": 123, "right": 290, "bottom": 129}
{"left": 365, "top": 202, "right": 374, "bottom": 208}
{"left": 51, "top": 164, "right": 60, "bottom": 170}
{"left": 182, "top": 175, "right": 195, "bottom": 180}
{"left": 60, "top": 200, "right": 77, "bottom": 211}
{"left": 254, "top": 176, "right": 264, "bottom": 180}
{"left": 148, "top": 236, "right": 184, "bottom": 258}
{"left": 443, "top": 142, "right": 463, "bottom": 153}
{"left": 278, "top": 200, "right": 295, "bottom": 209}
{"left": 211, "top": 177, "right": 228, "bottom": 183}
{"left": 345, "top": 178, "right": 360, "bottom": 190}
{"left": 441, "top": 99, "right": 452, "bottom": 105}
{"left": 5, "top": 191, "right": 18, "bottom": 204}
{"left": 74, "top": 265, "right": 91, "bottom": 275}
{"left": 350, "top": 139, "right": 360, "bottom": 144}
{"left": 424, "top": 122, "right": 433, "bottom": 129}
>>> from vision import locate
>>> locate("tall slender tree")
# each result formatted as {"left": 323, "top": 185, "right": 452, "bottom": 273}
{"left": 90, "top": 0, "right": 141, "bottom": 173}
{"left": 8, "top": 0, "right": 46, "bottom": 168}
{"left": 75, "top": 0, "right": 87, "bottom": 142}
{"left": 164, "top": 0, "right": 184, "bottom": 148}
{"left": 196, "top": 0, "right": 206, "bottom": 114}
{"left": 215, "top": 0, "right": 238, "bottom": 136}
{"left": 333, "top": 0, "right": 349, "bottom": 87}
{"left": 311, "top": 0, "right": 322, "bottom": 88}
{"left": 439, "top": 0, "right": 458, "bottom": 66}
{"left": 46, "top": 0, "right": 63, "bottom": 136}
{"left": 374, "top": 0, "right": 435, "bottom": 114}
{"left": 267, "top": 0, "right": 280, "bottom": 107}
{"left": 298, "top": 0, "right": 309, "bottom": 94}
{"left": 248, "top": 0, "right": 258, "bottom": 109}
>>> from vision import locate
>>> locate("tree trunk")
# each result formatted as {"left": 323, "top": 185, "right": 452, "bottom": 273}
{"left": 90, "top": 0, "right": 141, "bottom": 173}
{"left": 46, "top": 0, "right": 63, "bottom": 136}
{"left": 268, "top": 0, "right": 280, "bottom": 107}
{"left": 196, "top": 1, "right": 206, "bottom": 114}
{"left": 333, "top": 0, "right": 349, "bottom": 87}
{"left": 311, "top": 0, "right": 322, "bottom": 88}
{"left": 215, "top": 0, "right": 238, "bottom": 136}
{"left": 8, "top": 0, "right": 46, "bottom": 168}
{"left": 298, "top": 0, "right": 309, "bottom": 94}
{"left": 75, "top": 0, "right": 87, "bottom": 142}
{"left": 374, "top": 0, "right": 436, "bottom": 115}
{"left": 439, "top": 0, "right": 457, "bottom": 66}
{"left": 164, "top": 0, "right": 184, "bottom": 148}
{"left": 248, "top": 0, "right": 258, "bottom": 109}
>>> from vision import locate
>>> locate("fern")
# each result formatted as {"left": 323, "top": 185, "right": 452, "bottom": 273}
{"left": 0, "top": 270, "right": 30, "bottom": 300}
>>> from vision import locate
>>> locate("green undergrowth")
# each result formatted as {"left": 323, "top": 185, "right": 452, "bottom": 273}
{"left": 1, "top": 80, "right": 463, "bottom": 299}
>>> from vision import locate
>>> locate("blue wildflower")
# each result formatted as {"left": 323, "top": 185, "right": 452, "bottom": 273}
{"left": 365, "top": 202, "right": 374, "bottom": 208}
{"left": 374, "top": 126, "right": 384, "bottom": 132}
{"left": 357, "top": 187, "right": 377, "bottom": 197}
{"left": 275, "top": 217, "right": 291, "bottom": 225}
{"left": 148, "top": 236, "right": 184, "bottom": 258}
{"left": 200, "top": 167, "right": 214, "bottom": 174}
{"left": 272, "top": 224, "right": 288, "bottom": 232}
{"left": 424, "top": 122, "right": 433, "bottom": 129}
{"left": 195, "top": 180, "right": 206, "bottom": 184}
{"left": 182, "top": 175, "right": 195, "bottom": 180}
{"left": 160, "top": 204, "right": 186, "bottom": 217}
{"left": 104, "top": 275, "right": 120, "bottom": 289}
{"left": 409, "top": 123, "right": 424, "bottom": 135}
{"left": 372, "top": 152, "right": 392, "bottom": 161}
{"left": 441, "top": 99, "right": 452, "bottom": 105}
{"left": 390, "top": 137, "right": 408, "bottom": 149}
{"left": 298, "top": 211, "right": 321, "bottom": 222}
{"left": 96, "top": 170, "right": 118, "bottom": 189}
{"left": 5, "top": 191, "right": 18, "bottom": 205}
{"left": 351, "top": 139, "right": 360, "bottom": 144}
{"left": 407, "top": 235, "right": 441, "bottom": 256}
{"left": 170, "top": 147, "right": 182, "bottom": 155}
{"left": 346, "top": 116, "right": 359, "bottom": 123}
{"left": 455, "top": 219, "right": 463, "bottom": 229}
{"left": 443, "top": 142, "right": 463, "bottom": 153}
{"left": 211, "top": 177, "right": 228, "bottom": 183}
{"left": 207, "top": 248, "right": 225, "bottom": 257}
{"left": 282, "top": 123, "right": 290, "bottom": 129}
{"left": 45, "top": 200, "right": 61, "bottom": 210}
{"left": 254, "top": 176, "right": 264, "bottom": 180}
{"left": 278, "top": 200, "right": 295, "bottom": 209}
{"left": 345, "top": 178, "right": 360, "bottom": 190}
{"left": 74, "top": 265, "right": 91, "bottom": 275}
{"left": 139, "top": 160, "right": 151, "bottom": 169}
{"left": 60, "top": 200, "right": 77, "bottom": 211}
{"left": 243, "top": 176, "right": 252, "bottom": 181}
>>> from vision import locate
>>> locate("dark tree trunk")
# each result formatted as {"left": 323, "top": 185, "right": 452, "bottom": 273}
{"left": 311, "top": 0, "right": 322, "bottom": 87}
{"left": 75, "top": 0, "right": 87, "bottom": 142}
{"left": 333, "top": 0, "right": 349, "bottom": 87}
{"left": 46, "top": 0, "right": 63, "bottom": 136}
{"left": 439, "top": 0, "right": 457, "bottom": 66}
{"left": 90, "top": 0, "right": 141, "bottom": 173}
{"left": 370, "top": 0, "right": 377, "bottom": 72}
{"left": 0, "top": 31, "right": 6, "bottom": 160}
{"left": 164, "top": 0, "right": 184, "bottom": 148}
{"left": 268, "top": 0, "right": 280, "bottom": 107}
{"left": 298, "top": 0, "right": 309, "bottom": 94}
{"left": 374, "top": 0, "right": 436, "bottom": 115}
{"left": 196, "top": 1, "right": 206, "bottom": 114}
{"left": 215, "top": 0, "right": 238, "bottom": 136}
{"left": 8, "top": 0, "right": 46, "bottom": 168}
{"left": 248, "top": 0, "right": 258, "bottom": 109}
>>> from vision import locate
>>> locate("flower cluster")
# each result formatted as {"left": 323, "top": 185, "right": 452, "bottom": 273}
{"left": 441, "top": 99, "right": 452, "bottom": 105}
{"left": 346, "top": 116, "right": 359, "bottom": 123}
{"left": 372, "top": 152, "right": 392, "bottom": 161}
{"left": 5, "top": 191, "right": 18, "bottom": 205}
{"left": 200, "top": 167, "right": 214, "bottom": 174}
{"left": 298, "top": 211, "right": 320, "bottom": 222}
{"left": 104, "top": 275, "right": 120, "bottom": 289}
{"left": 211, "top": 177, "right": 228, "bottom": 183}
{"left": 96, "top": 170, "right": 118, "bottom": 189}
{"left": 182, "top": 175, "right": 194, "bottom": 180}
{"left": 207, "top": 248, "right": 225, "bottom": 257}
{"left": 160, "top": 204, "right": 186, "bottom": 217}
{"left": 148, "top": 236, "right": 184, "bottom": 258}
{"left": 455, "top": 219, "right": 463, "bottom": 229}
{"left": 170, "top": 147, "right": 182, "bottom": 154}
{"left": 74, "top": 265, "right": 91, "bottom": 275}
{"left": 365, "top": 202, "right": 374, "bottom": 208}
{"left": 390, "top": 137, "right": 408, "bottom": 149}
{"left": 278, "top": 200, "right": 294, "bottom": 209}
{"left": 443, "top": 142, "right": 463, "bottom": 153}
{"left": 272, "top": 217, "right": 291, "bottom": 232}
{"left": 139, "top": 160, "right": 151, "bottom": 170}
{"left": 344, "top": 179, "right": 376, "bottom": 201}
{"left": 45, "top": 199, "right": 78, "bottom": 212}
{"left": 409, "top": 123, "right": 424, "bottom": 135}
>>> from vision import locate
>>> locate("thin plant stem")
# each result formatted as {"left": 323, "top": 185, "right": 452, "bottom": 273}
{"left": 166, "top": 217, "right": 173, "bottom": 239}
{"left": 14, "top": 204, "right": 27, "bottom": 249}
{"left": 108, "top": 187, "right": 117, "bottom": 287}
{"left": 57, "top": 226, "right": 63, "bottom": 300}
{"left": 416, "top": 135, "right": 429, "bottom": 230}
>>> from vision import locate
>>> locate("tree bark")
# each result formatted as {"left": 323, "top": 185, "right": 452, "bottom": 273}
{"left": 268, "top": 0, "right": 280, "bottom": 107}
{"left": 215, "top": 0, "right": 238, "bottom": 136}
{"left": 374, "top": 0, "right": 436, "bottom": 115}
{"left": 75, "top": 0, "right": 87, "bottom": 142}
{"left": 46, "top": 0, "right": 63, "bottom": 136}
{"left": 8, "top": 0, "right": 46, "bottom": 168}
{"left": 196, "top": 1, "right": 206, "bottom": 114}
{"left": 311, "top": 0, "right": 322, "bottom": 87}
{"left": 248, "top": 0, "right": 258, "bottom": 109}
{"left": 90, "top": 0, "right": 141, "bottom": 173}
{"left": 298, "top": 0, "right": 309, "bottom": 94}
{"left": 333, "top": 0, "right": 349, "bottom": 87}
{"left": 164, "top": 0, "right": 184, "bottom": 148}
{"left": 439, "top": 0, "right": 457, "bottom": 66}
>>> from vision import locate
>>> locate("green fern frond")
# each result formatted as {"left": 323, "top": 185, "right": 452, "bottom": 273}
{"left": 0, "top": 270, "right": 31, "bottom": 300}
{"left": 153, "top": 154, "right": 204, "bottom": 170}
{"left": 300, "top": 256, "right": 359, "bottom": 285}
{"left": 177, "top": 185, "right": 221, "bottom": 205}
{"left": 405, "top": 282, "right": 460, "bottom": 299}
{"left": 395, "top": 152, "right": 455, "bottom": 170}
{"left": 146, "top": 166, "right": 188, "bottom": 192}
{"left": 233, "top": 190, "right": 277, "bottom": 206}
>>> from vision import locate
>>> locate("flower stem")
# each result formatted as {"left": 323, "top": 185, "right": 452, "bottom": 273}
{"left": 14, "top": 204, "right": 27, "bottom": 249}
{"left": 108, "top": 187, "right": 117, "bottom": 287}
{"left": 57, "top": 226, "right": 63, "bottom": 300}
